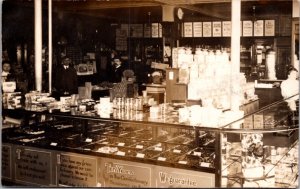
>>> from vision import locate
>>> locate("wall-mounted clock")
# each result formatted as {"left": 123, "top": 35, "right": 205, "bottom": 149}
{"left": 176, "top": 8, "right": 184, "bottom": 20}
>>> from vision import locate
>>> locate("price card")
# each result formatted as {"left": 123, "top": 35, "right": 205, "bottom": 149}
{"left": 193, "top": 151, "right": 201, "bottom": 156}
{"left": 136, "top": 153, "right": 145, "bottom": 158}
{"left": 117, "top": 143, "right": 125, "bottom": 147}
{"left": 158, "top": 157, "right": 166, "bottom": 161}
{"left": 173, "top": 149, "right": 181, "bottom": 153}
{"left": 154, "top": 147, "right": 163, "bottom": 151}
{"left": 50, "top": 142, "right": 57, "bottom": 146}
{"left": 136, "top": 145, "right": 144, "bottom": 149}
{"left": 116, "top": 151, "right": 125, "bottom": 156}
{"left": 200, "top": 162, "right": 210, "bottom": 167}
{"left": 85, "top": 138, "right": 92, "bottom": 142}
{"left": 178, "top": 161, "right": 187, "bottom": 164}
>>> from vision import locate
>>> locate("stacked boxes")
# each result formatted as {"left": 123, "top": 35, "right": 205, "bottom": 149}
{"left": 252, "top": 111, "right": 277, "bottom": 129}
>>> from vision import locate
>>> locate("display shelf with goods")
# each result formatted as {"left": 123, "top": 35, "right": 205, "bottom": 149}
{"left": 129, "top": 38, "right": 164, "bottom": 64}
{"left": 1, "top": 94, "right": 298, "bottom": 188}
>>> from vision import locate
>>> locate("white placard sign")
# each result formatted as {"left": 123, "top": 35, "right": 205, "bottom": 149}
{"left": 184, "top": 22, "right": 193, "bottom": 37}
{"left": 254, "top": 20, "right": 264, "bottom": 36}
{"left": 152, "top": 23, "right": 159, "bottom": 38}
{"left": 144, "top": 24, "right": 151, "bottom": 38}
{"left": 222, "top": 21, "right": 231, "bottom": 37}
{"left": 243, "top": 21, "right": 253, "bottom": 36}
{"left": 213, "top": 22, "right": 222, "bottom": 37}
{"left": 193, "top": 22, "right": 202, "bottom": 37}
{"left": 203, "top": 22, "right": 212, "bottom": 37}
{"left": 265, "top": 20, "right": 275, "bottom": 36}
{"left": 183, "top": 22, "right": 193, "bottom": 37}
{"left": 158, "top": 23, "right": 163, "bottom": 37}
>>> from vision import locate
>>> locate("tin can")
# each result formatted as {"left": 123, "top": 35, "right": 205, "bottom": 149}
{"left": 116, "top": 97, "right": 124, "bottom": 109}
{"left": 135, "top": 97, "right": 143, "bottom": 111}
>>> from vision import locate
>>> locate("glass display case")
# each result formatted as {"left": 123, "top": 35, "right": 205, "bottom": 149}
{"left": 2, "top": 96, "right": 298, "bottom": 187}
{"left": 220, "top": 97, "right": 299, "bottom": 188}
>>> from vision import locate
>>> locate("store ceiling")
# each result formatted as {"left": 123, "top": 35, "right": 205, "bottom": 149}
{"left": 5, "top": 0, "right": 292, "bottom": 22}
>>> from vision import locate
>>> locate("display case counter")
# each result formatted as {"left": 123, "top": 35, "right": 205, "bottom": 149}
{"left": 2, "top": 96, "right": 298, "bottom": 188}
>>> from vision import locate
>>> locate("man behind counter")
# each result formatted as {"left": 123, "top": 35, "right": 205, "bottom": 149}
{"left": 53, "top": 56, "right": 78, "bottom": 98}
{"left": 2, "top": 61, "right": 15, "bottom": 82}
{"left": 109, "top": 57, "right": 125, "bottom": 83}
{"left": 280, "top": 66, "right": 299, "bottom": 111}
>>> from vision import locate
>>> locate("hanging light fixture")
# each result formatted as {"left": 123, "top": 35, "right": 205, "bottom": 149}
{"left": 147, "top": 11, "right": 151, "bottom": 26}
{"left": 252, "top": 5, "right": 257, "bottom": 23}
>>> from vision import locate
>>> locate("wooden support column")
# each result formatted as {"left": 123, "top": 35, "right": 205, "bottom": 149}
{"left": 48, "top": 0, "right": 53, "bottom": 93}
{"left": 230, "top": 0, "right": 241, "bottom": 111}
{"left": 34, "top": 0, "right": 43, "bottom": 92}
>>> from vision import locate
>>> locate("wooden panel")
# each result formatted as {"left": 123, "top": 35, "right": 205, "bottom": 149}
{"left": 166, "top": 68, "right": 187, "bottom": 102}
{"left": 2, "top": 144, "right": 12, "bottom": 180}
{"left": 255, "top": 88, "right": 283, "bottom": 108}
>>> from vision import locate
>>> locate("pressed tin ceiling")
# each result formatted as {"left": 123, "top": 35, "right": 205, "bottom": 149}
{"left": 4, "top": 0, "right": 292, "bottom": 22}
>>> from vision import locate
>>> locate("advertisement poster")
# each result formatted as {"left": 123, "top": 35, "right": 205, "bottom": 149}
{"left": 151, "top": 23, "right": 159, "bottom": 37}
{"left": 144, "top": 24, "right": 151, "bottom": 37}
{"left": 254, "top": 20, "right": 264, "bottom": 36}
{"left": 203, "top": 22, "right": 212, "bottom": 37}
{"left": 243, "top": 20, "right": 253, "bottom": 36}
{"left": 15, "top": 148, "right": 52, "bottom": 186}
{"left": 193, "top": 22, "right": 202, "bottom": 37}
{"left": 158, "top": 23, "right": 163, "bottom": 37}
{"left": 222, "top": 21, "right": 231, "bottom": 37}
{"left": 213, "top": 21, "right": 222, "bottom": 37}
{"left": 265, "top": 20, "right": 275, "bottom": 36}
{"left": 154, "top": 166, "right": 215, "bottom": 188}
{"left": 100, "top": 158, "right": 152, "bottom": 187}
{"left": 58, "top": 153, "right": 97, "bottom": 187}
{"left": 184, "top": 22, "right": 193, "bottom": 37}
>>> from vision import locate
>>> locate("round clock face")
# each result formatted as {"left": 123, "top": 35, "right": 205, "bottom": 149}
{"left": 177, "top": 8, "right": 184, "bottom": 20}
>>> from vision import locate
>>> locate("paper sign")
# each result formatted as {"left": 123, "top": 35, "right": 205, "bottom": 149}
{"left": 222, "top": 21, "right": 231, "bottom": 37}
{"left": 193, "top": 22, "right": 202, "bottom": 37}
{"left": 265, "top": 20, "right": 275, "bottom": 36}
{"left": 243, "top": 21, "right": 253, "bottom": 36}
{"left": 254, "top": 20, "right": 264, "bottom": 36}
{"left": 184, "top": 22, "right": 193, "bottom": 37}
{"left": 213, "top": 22, "right": 222, "bottom": 37}
{"left": 203, "top": 22, "right": 212, "bottom": 37}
